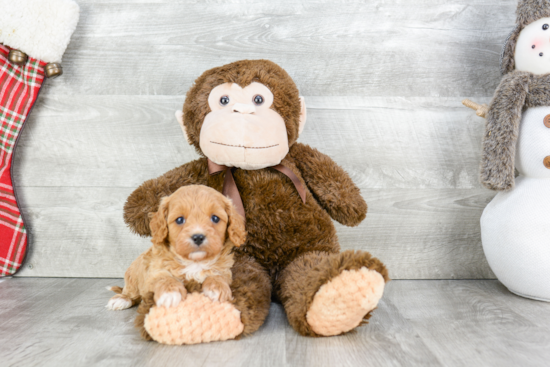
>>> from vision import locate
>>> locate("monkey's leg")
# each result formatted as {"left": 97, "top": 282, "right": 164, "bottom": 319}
{"left": 230, "top": 254, "right": 272, "bottom": 336}
{"left": 142, "top": 255, "right": 271, "bottom": 344}
{"left": 277, "top": 250, "right": 389, "bottom": 337}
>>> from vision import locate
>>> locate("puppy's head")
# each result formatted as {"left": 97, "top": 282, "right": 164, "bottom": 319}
{"left": 149, "top": 185, "right": 246, "bottom": 261}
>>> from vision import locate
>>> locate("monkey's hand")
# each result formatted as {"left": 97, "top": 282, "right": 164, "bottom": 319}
{"left": 123, "top": 159, "right": 209, "bottom": 236}
{"left": 289, "top": 143, "right": 367, "bottom": 227}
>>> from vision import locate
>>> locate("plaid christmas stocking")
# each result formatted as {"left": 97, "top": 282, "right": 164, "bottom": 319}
{"left": 0, "top": 45, "right": 46, "bottom": 276}
{"left": 0, "top": 0, "right": 79, "bottom": 276}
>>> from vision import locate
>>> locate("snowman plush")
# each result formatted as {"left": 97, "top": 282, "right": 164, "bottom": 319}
{"left": 468, "top": 0, "right": 550, "bottom": 301}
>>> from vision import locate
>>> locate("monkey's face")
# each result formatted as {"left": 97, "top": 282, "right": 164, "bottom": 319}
{"left": 199, "top": 82, "right": 291, "bottom": 170}
{"left": 515, "top": 17, "right": 550, "bottom": 75}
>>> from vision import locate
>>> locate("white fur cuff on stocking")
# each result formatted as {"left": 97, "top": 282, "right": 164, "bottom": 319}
{"left": 0, "top": 0, "right": 80, "bottom": 63}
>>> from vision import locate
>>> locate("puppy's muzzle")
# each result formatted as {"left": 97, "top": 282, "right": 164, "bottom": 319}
{"left": 191, "top": 233, "right": 206, "bottom": 246}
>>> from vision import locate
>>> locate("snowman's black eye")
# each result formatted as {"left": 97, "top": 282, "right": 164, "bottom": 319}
{"left": 543, "top": 24, "right": 549, "bottom": 30}
{"left": 176, "top": 217, "right": 185, "bottom": 225}
{"left": 533, "top": 45, "right": 536, "bottom": 49}
{"left": 220, "top": 96, "right": 230, "bottom": 106}
{"left": 540, "top": 52, "right": 544, "bottom": 57}
{"left": 253, "top": 95, "right": 264, "bottom": 105}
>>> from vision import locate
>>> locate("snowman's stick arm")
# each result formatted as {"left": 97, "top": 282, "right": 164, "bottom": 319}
{"left": 462, "top": 99, "right": 489, "bottom": 119}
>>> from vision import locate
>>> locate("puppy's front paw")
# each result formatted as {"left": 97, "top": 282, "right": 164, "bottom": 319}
{"left": 106, "top": 294, "right": 132, "bottom": 311}
{"left": 153, "top": 278, "right": 187, "bottom": 308}
{"left": 156, "top": 291, "right": 182, "bottom": 308}
{"left": 202, "top": 278, "right": 232, "bottom": 303}
{"left": 202, "top": 289, "right": 221, "bottom": 302}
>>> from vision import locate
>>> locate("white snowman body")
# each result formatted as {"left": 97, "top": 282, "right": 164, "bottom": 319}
{"left": 479, "top": 16, "right": 550, "bottom": 302}
{"left": 481, "top": 106, "right": 550, "bottom": 301}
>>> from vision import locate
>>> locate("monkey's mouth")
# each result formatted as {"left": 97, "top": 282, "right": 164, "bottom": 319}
{"left": 210, "top": 141, "right": 279, "bottom": 150}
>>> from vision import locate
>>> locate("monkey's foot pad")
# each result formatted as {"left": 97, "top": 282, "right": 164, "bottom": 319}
{"left": 306, "top": 267, "right": 385, "bottom": 336}
{"left": 144, "top": 292, "right": 244, "bottom": 345}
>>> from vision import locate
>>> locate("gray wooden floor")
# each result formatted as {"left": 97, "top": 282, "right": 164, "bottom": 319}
{"left": 1, "top": 278, "right": 549, "bottom": 367}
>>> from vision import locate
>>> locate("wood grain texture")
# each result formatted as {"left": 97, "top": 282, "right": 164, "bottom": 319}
{"left": 9, "top": 0, "right": 511, "bottom": 279}
{"left": 13, "top": 95, "right": 496, "bottom": 278}
{"left": 1, "top": 278, "right": 549, "bottom": 367}
{"left": 13, "top": 186, "right": 495, "bottom": 279}
{"left": 14, "top": 95, "right": 490, "bottom": 189}
{"left": 390, "top": 281, "right": 550, "bottom": 366}
{"left": 45, "top": 1, "right": 516, "bottom": 97}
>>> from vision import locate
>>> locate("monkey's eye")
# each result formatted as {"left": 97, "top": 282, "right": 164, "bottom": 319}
{"left": 211, "top": 215, "right": 220, "bottom": 224}
{"left": 544, "top": 24, "right": 549, "bottom": 30}
{"left": 253, "top": 95, "right": 264, "bottom": 105}
{"left": 220, "top": 96, "right": 230, "bottom": 106}
{"left": 175, "top": 217, "right": 185, "bottom": 225}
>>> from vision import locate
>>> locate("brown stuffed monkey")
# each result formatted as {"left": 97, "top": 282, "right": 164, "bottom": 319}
{"left": 124, "top": 59, "right": 389, "bottom": 344}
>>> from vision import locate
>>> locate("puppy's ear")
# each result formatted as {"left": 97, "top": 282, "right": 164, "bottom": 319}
{"left": 224, "top": 199, "right": 246, "bottom": 247}
{"left": 149, "top": 197, "right": 170, "bottom": 246}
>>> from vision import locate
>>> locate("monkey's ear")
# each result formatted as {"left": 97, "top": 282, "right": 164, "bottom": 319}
{"left": 298, "top": 96, "right": 307, "bottom": 136}
{"left": 175, "top": 110, "right": 192, "bottom": 145}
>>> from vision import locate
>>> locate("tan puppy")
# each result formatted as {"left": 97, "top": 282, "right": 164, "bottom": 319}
{"left": 107, "top": 185, "right": 246, "bottom": 311}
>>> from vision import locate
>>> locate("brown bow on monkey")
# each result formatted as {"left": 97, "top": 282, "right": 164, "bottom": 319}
{"left": 207, "top": 159, "right": 306, "bottom": 220}
{"left": 124, "top": 60, "right": 388, "bottom": 345}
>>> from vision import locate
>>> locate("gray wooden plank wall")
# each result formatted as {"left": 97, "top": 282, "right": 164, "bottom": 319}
{"left": 13, "top": 0, "right": 517, "bottom": 278}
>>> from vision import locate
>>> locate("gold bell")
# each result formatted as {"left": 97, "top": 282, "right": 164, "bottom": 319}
{"left": 8, "top": 50, "right": 28, "bottom": 66}
{"left": 44, "top": 63, "right": 63, "bottom": 79}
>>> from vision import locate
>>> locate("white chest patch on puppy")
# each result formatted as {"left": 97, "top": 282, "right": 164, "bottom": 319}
{"left": 179, "top": 255, "right": 220, "bottom": 283}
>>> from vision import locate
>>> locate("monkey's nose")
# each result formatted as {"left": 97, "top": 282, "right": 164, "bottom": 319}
{"left": 232, "top": 103, "right": 256, "bottom": 114}
{"left": 191, "top": 234, "right": 206, "bottom": 245}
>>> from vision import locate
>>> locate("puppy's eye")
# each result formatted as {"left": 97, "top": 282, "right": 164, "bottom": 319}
{"left": 220, "top": 96, "right": 230, "bottom": 106}
{"left": 211, "top": 215, "right": 220, "bottom": 224}
{"left": 175, "top": 217, "right": 185, "bottom": 225}
{"left": 253, "top": 95, "right": 264, "bottom": 105}
{"left": 544, "top": 24, "right": 549, "bottom": 30}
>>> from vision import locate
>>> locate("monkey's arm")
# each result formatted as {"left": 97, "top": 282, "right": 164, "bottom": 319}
{"left": 481, "top": 71, "right": 530, "bottom": 191}
{"left": 289, "top": 143, "right": 367, "bottom": 227}
{"left": 123, "top": 158, "right": 209, "bottom": 236}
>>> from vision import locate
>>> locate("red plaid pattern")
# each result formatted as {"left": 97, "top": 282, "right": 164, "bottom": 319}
{"left": 0, "top": 44, "right": 46, "bottom": 276}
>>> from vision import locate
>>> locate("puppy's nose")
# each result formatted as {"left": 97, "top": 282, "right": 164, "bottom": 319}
{"left": 191, "top": 234, "right": 206, "bottom": 245}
